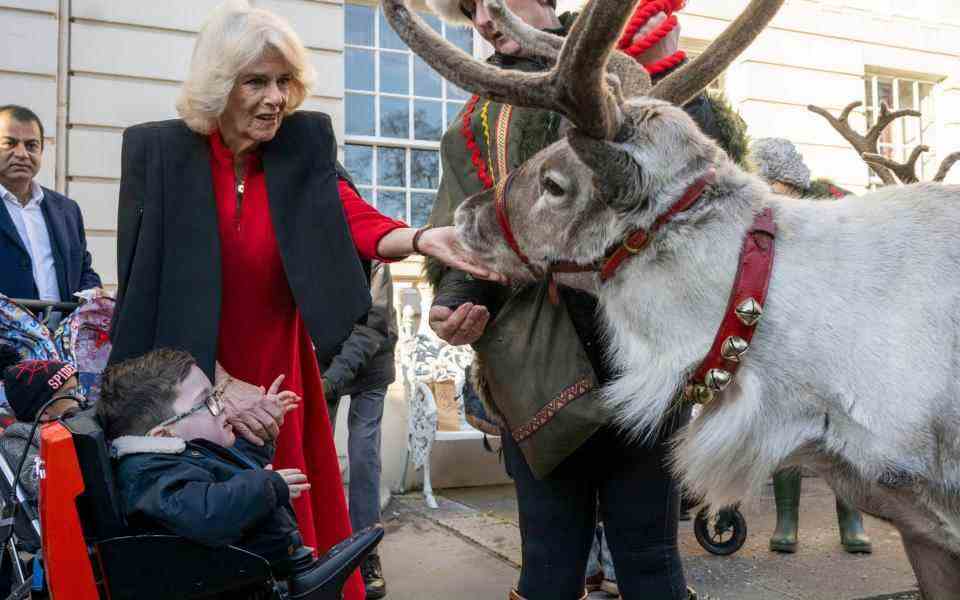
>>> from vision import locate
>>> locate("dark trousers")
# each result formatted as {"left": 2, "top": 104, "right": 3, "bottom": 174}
{"left": 502, "top": 426, "right": 686, "bottom": 600}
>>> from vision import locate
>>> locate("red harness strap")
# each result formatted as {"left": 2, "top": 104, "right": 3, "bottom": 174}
{"left": 686, "top": 207, "right": 777, "bottom": 403}
{"left": 495, "top": 173, "right": 544, "bottom": 279}
{"left": 599, "top": 169, "right": 715, "bottom": 282}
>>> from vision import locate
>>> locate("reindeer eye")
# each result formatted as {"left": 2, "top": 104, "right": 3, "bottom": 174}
{"left": 542, "top": 175, "right": 565, "bottom": 197}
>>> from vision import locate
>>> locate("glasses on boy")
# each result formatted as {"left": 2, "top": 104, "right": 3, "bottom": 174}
{"left": 154, "top": 389, "right": 225, "bottom": 429}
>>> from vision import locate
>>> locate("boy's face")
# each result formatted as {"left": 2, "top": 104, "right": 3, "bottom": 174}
{"left": 153, "top": 365, "right": 236, "bottom": 447}
{"left": 41, "top": 375, "right": 82, "bottom": 421}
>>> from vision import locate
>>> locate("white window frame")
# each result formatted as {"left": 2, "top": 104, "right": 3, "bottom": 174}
{"left": 344, "top": 1, "right": 479, "bottom": 226}
{"left": 863, "top": 70, "right": 940, "bottom": 184}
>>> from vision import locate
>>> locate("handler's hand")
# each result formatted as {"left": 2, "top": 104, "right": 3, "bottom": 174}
{"left": 418, "top": 227, "right": 507, "bottom": 284}
{"left": 429, "top": 303, "right": 490, "bottom": 346}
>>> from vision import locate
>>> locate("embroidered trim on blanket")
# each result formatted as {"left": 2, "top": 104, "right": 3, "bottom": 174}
{"left": 512, "top": 377, "right": 594, "bottom": 443}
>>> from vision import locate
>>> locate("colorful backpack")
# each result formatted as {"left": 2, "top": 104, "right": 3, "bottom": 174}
{"left": 0, "top": 294, "right": 61, "bottom": 414}
{"left": 53, "top": 289, "right": 115, "bottom": 404}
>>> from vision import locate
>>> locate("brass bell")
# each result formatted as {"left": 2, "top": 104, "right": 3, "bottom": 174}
{"left": 735, "top": 297, "right": 763, "bottom": 326}
{"left": 704, "top": 369, "right": 732, "bottom": 392}
{"left": 685, "top": 383, "right": 714, "bottom": 405}
{"left": 720, "top": 336, "right": 749, "bottom": 362}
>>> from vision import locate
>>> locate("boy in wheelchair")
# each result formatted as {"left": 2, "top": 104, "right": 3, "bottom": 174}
{"left": 0, "top": 345, "right": 86, "bottom": 512}
{"left": 97, "top": 348, "right": 347, "bottom": 591}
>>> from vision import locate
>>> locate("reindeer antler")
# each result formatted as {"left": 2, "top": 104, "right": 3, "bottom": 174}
{"left": 933, "top": 152, "right": 960, "bottom": 183}
{"left": 862, "top": 145, "right": 928, "bottom": 185}
{"left": 808, "top": 101, "right": 921, "bottom": 185}
{"left": 381, "top": 0, "right": 636, "bottom": 138}
{"left": 483, "top": 0, "right": 562, "bottom": 62}
{"left": 649, "top": 0, "right": 785, "bottom": 106}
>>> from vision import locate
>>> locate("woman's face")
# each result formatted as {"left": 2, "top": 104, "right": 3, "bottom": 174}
{"left": 220, "top": 49, "right": 293, "bottom": 148}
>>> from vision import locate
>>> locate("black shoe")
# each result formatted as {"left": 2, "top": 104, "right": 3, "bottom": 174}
{"left": 361, "top": 554, "right": 387, "bottom": 599}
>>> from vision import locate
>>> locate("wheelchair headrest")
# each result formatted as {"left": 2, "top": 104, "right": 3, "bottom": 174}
{"left": 60, "top": 410, "right": 126, "bottom": 541}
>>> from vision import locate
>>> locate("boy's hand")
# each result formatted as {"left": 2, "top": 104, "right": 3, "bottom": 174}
{"left": 267, "top": 465, "right": 311, "bottom": 499}
{"left": 265, "top": 374, "right": 302, "bottom": 421}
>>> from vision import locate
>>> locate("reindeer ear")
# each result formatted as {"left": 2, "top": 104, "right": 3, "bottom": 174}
{"left": 568, "top": 131, "right": 643, "bottom": 213}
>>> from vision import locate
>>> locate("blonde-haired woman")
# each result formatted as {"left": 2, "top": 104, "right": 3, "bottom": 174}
{"left": 108, "top": 3, "right": 498, "bottom": 598}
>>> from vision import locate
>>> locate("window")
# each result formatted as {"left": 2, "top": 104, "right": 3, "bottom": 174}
{"left": 344, "top": 2, "right": 474, "bottom": 226}
{"left": 864, "top": 72, "right": 938, "bottom": 182}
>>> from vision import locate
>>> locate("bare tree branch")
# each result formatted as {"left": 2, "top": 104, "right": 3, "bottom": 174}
{"left": 863, "top": 145, "right": 928, "bottom": 185}
{"left": 933, "top": 152, "right": 960, "bottom": 183}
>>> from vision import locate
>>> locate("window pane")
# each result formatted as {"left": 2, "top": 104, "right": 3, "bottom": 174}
{"left": 445, "top": 26, "right": 473, "bottom": 54}
{"left": 447, "top": 81, "right": 471, "bottom": 101}
{"left": 411, "top": 149, "right": 439, "bottom": 188}
{"left": 421, "top": 12, "right": 442, "bottom": 33}
{"left": 380, "top": 97, "right": 409, "bottom": 138}
{"left": 414, "top": 56, "right": 442, "bottom": 98}
{"left": 878, "top": 77, "right": 894, "bottom": 109}
{"left": 345, "top": 145, "right": 373, "bottom": 184}
{"left": 411, "top": 192, "right": 435, "bottom": 227}
{"left": 379, "top": 10, "right": 407, "bottom": 50}
{"left": 378, "top": 190, "right": 407, "bottom": 222}
{"left": 447, "top": 101, "right": 465, "bottom": 127}
{"left": 898, "top": 79, "right": 915, "bottom": 110}
{"left": 414, "top": 99, "right": 443, "bottom": 141}
{"left": 345, "top": 93, "right": 375, "bottom": 136}
{"left": 345, "top": 48, "right": 374, "bottom": 91}
{"left": 380, "top": 52, "right": 409, "bottom": 94}
{"left": 358, "top": 185, "right": 374, "bottom": 201}
{"left": 346, "top": 4, "right": 374, "bottom": 46}
{"left": 379, "top": 147, "right": 406, "bottom": 186}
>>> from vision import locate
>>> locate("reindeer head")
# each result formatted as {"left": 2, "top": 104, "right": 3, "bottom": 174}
{"left": 382, "top": 0, "right": 784, "bottom": 282}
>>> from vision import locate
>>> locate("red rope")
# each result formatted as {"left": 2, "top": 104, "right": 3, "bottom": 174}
{"left": 462, "top": 95, "right": 493, "bottom": 190}
{"left": 617, "top": 0, "right": 687, "bottom": 76}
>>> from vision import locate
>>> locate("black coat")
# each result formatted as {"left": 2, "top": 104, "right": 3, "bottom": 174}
{"left": 108, "top": 112, "right": 371, "bottom": 379}
{"left": 0, "top": 187, "right": 101, "bottom": 301}
{"left": 114, "top": 436, "right": 297, "bottom": 562}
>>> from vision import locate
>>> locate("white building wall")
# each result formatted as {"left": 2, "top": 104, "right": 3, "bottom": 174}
{"left": 1, "top": 0, "right": 345, "bottom": 288}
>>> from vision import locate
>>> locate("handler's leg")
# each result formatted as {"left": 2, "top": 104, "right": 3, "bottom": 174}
{"left": 501, "top": 431, "right": 595, "bottom": 600}
{"left": 600, "top": 429, "right": 687, "bottom": 600}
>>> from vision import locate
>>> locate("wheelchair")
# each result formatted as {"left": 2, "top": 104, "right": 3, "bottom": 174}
{"left": 13, "top": 411, "right": 382, "bottom": 599}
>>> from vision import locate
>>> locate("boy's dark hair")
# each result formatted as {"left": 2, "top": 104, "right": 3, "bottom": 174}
{"left": 0, "top": 105, "right": 45, "bottom": 149}
{"left": 97, "top": 349, "right": 196, "bottom": 439}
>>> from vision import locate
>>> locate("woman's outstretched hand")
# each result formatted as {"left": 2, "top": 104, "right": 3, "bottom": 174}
{"left": 417, "top": 226, "right": 507, "bottom": 284}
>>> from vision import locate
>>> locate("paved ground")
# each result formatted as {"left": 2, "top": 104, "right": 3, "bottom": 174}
{"left": 377, "top": 476, "right": 920, "bottom": 600}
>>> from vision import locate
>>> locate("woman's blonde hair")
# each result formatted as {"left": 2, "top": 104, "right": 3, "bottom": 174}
{"left": 176, "top": 0, "right": 316, "bottom": 134}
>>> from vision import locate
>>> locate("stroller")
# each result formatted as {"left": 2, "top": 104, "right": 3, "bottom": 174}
{"left": 0, "top": 296, "right": 381, "bottom": 599}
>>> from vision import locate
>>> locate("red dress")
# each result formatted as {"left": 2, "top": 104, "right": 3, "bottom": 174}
{"left": 208, "top": 132, "right": 404, "bottom": 600}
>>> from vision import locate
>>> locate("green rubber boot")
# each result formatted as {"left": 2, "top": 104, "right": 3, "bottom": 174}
{"left": 769, "top": 469, "right": 801, "bottom": 553}
{"left": 837, "top": 498, "right": 872, "bottom": 553}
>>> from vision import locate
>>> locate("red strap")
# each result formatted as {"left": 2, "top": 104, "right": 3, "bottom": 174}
{"left": 495, "top": 175, "right": 540, "bottom": 276}
{"left": 600, "top": 169, "right": 715, "bottom": 282}
{"left": 691, "top": 208, "right": 777, "bottom": 386}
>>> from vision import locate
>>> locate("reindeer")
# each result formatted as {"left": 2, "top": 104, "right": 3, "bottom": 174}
{"left": 382, "top": 0, "right": 960, "bottom": 596}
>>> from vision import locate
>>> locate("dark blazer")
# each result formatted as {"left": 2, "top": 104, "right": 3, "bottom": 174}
{"left": 108, "top": 112, "right": 372, "bottom": 379}
{"left": 0, "top": 187, "right": 101, "bottom": 301}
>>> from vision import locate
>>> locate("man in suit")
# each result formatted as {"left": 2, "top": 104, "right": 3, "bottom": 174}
{"left": 0, "top": 105, "right": 101, "bottom": 309}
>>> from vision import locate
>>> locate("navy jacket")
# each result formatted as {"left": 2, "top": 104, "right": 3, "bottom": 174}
{"left": 113, "top": 436, "right": 299, "bottom": 564}
{"left": 0, "top": 186, "right": 101, "bottom": 301}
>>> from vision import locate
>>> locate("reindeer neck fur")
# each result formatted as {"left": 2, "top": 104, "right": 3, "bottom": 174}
{"left": 597, "top": 158, "right": 762, "bottom": 438}
{"left": 597, "top": 169, "right": 960, "bottom": 515}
